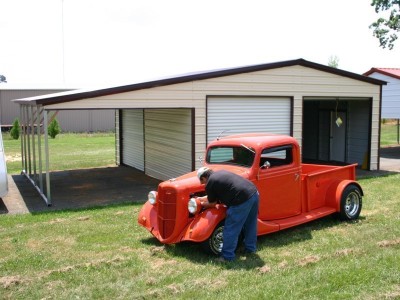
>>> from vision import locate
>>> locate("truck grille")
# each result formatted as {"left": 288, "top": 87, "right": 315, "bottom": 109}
{"left": 157, "top": 188, "right": 177, "bottom": 239}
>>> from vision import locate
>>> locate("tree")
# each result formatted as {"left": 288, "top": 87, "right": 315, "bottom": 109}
{"left": 10, "top": 119, "right": 20, "bottom": 140}
{"left": 370, "top": 0, "right": 400, "bottom": 50}
{"left": 0, "top": 75, "right": 6, "bottom": 83}
{"left": 328, "top": 55, "right": 339, "bottom": 68}
{"left": 48, "top": 118, "right": 61, "bottom": 139}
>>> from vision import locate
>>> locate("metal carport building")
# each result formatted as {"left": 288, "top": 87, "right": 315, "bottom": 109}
{"left": 13, "top": 58, "right": 386, "bottom": 206}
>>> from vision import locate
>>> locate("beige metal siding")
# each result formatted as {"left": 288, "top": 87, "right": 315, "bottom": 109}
{"left": 1, "top": 89, "right": 69, "bottom": 125}
{"left": 207, "top": 96, "right": 291, "bottom": 143}
{"left": 55, "top": 110, "right": 115, "bottom": 132}
{"left": 44, "top": 65, "right": 381, "bottom": 170}
{"left": 0, "top": 89, "right": 115, "bottom": 132}
{"left": 145, "top": 109, "right": 192, "bottom": 180}
{"left": 122, "top": 109, "right": 144, "bottom": 170}
{"left": 91, "top": 110, "right": 115, "bottom": 132}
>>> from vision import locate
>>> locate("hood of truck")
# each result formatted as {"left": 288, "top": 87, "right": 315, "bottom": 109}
{"left": 164, "top": 165, "right": 252, "bottom": 189}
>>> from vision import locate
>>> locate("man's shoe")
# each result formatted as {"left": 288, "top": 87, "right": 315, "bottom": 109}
{"left": 215, "top": 256, "right": 230, "bottom": 263}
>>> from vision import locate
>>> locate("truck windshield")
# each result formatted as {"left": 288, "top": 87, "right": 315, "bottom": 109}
{"left": 206, "top": 146, "right": 255, "bottom": 167}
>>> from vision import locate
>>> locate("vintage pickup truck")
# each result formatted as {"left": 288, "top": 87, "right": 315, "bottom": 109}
{"left": 138, "top": 133, "right": 363, "bottom": 255}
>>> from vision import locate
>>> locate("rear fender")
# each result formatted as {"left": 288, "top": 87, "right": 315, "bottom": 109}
{"left": 326, "top": 180, "right": 364, "bottom": 211}
{"left": 180, "top": 205, "right": 226, "bottom": 242}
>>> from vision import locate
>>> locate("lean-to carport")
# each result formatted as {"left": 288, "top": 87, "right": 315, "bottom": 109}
{"left": 14, "top": 88, "right": 119, "bottom": 206}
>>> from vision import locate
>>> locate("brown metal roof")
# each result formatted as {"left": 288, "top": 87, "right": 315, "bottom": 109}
{"left": 14, "top": 58, "right": 386, "bottom": 106}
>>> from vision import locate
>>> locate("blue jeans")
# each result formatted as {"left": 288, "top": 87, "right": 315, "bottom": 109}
{"left": 222, "top": 192, "right": 259, "bottom": 261}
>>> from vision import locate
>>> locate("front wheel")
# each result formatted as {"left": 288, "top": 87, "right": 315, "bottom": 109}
{"left": 201, "top": 222, "right": 224, "bottom": 255}
{"left": 339, "top": 184, "right": 362, "bottom": 220}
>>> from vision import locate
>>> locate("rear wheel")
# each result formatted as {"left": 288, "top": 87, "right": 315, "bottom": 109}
{"left": 202, "top": 222, "right": 224, "bottom": 255}
{"left": 339, "top": 184, "right": 362, "bottom": 220}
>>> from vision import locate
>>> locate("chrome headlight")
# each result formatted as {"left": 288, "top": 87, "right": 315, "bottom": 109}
{"left": 148, "top": 191, "right": 157, "bottom": 205}
{"left": 188, "top": 198, "right": 198, "bottom": 214}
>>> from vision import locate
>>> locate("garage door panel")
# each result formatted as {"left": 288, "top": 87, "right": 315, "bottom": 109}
{"left": 145, "top": 109, "right": 192, "bottom": 180}
{"left": 121, "top": 109, "right": 144, "bottom": 171}
{"left": 208, "top": 97, "right": 291, "bottom": 143}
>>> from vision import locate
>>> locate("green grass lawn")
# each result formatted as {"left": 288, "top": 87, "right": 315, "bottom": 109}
{"left": 0, "top": 174, "right": 399, "bottom": 299}
{"left": 1, "top": 130, "right": 399, "bottom": 299}
{"left": 381, "top": 120, "right": 400, "bottom": 146}
{"left": 2, "top": 132, "right": 116, "bottom": 174}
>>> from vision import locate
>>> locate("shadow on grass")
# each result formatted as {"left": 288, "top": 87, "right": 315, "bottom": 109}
{"left": 140, "top": 236, "right": 266, "bottom": 270}
{"left": 257, "top": 214, "right": 365, "bottom": 250}
{"left": 139, "top": 214, "right": 365, "bottom": 270}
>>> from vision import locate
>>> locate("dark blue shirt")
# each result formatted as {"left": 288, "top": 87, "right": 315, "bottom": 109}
{"left": 205, "top": 170, "right": 258, "bottom": 207}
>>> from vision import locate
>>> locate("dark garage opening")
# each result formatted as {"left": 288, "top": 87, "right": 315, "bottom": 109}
{"left": 302, "top": 98, "right": 372, "bottom": 169}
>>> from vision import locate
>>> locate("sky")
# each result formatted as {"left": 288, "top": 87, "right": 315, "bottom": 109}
{"left": 1, "top": 0, "right": 400, "bottom": 89}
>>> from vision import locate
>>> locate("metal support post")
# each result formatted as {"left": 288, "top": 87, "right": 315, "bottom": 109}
{"left": 31, "top": 106, "right": 37, "bottom": 183}
{"left": 20, "top": 106, "right": 25, "bottom": 172}
{"left": 44, "top": 110, "right": 51, "bottom": 205}
{"left": 37, "top": 106, "right": 43, "bottom": 193}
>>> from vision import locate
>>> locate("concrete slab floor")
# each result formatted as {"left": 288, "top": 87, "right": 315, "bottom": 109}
{"left": 0, "top": 166, "right": 161, "bottom": 214}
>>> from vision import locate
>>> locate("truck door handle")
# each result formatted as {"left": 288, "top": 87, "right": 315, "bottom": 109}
{"left": 294, "top": 173, "right": 300, "bottom": 181}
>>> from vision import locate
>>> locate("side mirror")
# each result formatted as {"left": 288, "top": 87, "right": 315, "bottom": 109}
{"left": 257, "top": 160, "right": 270, "bottom": 181}
{"left": 261, "top": 161, "right": 271, "bottom": 170}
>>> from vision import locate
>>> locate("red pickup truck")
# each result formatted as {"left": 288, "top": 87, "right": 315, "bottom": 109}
{"left": 138, "top": 133, "right": 363, "bottom": 255}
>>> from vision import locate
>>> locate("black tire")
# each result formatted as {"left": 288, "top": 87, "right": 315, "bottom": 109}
{"left": 201, "top": 221, "right": 224, "bottom": 255}
{"left": 339, "top": 184, "right": 362, "bottom": 220}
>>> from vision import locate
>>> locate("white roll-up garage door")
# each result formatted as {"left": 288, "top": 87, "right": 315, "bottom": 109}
{"left": 145, "top": 109, "right": 192, "bottom": 181}
{"left": 121, "top": 109, "right": 144, "bottom": 170}
{"left": 207, "top": 97, "right": 291, "bottom": 143}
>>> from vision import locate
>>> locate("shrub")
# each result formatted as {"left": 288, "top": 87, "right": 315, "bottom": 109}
{"left": 10, "top": 118, "right": 20, "bottom": 140}
{"left": 48, "top": 118, "right": 61, "bottom": 139}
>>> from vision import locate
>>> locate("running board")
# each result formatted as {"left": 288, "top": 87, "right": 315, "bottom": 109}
{"left": 273, "top": 207, "right": 336, "bottom": 230}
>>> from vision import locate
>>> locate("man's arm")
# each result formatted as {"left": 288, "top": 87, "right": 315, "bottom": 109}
{"left": 197, "top": 196, "right": 217, "bottom": 209}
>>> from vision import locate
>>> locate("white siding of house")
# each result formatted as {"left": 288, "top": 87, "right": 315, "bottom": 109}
{"left": 45, "top": 65, "right": 382, "bottom": 170}
{"left": 366, "top": 72, "right": 400, "bottom": 119}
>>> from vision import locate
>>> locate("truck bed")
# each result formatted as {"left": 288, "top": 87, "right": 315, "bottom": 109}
{"left": 301, "top": 163, "right": 356, "bottom": 179}
{"left": 301, "top": 163, "right": 357, "bottom": 211}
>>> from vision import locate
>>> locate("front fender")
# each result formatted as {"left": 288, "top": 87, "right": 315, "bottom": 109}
{"left": 137, "top": 201, "right": 163, "bottom": 240}
{"left": 326, "top": 180, "right": 364, "bottom": 211}
{"left": 180, "top": 205, "right": 227, "bottom": 243}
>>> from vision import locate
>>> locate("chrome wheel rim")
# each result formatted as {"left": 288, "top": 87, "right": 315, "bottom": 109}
{"left": 211, "top": 226, "right": 224, "bottom": 253}
{"left": 345, "top": 191, "right": 360, "bottom": 218}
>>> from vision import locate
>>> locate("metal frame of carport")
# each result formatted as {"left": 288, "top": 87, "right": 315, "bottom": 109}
{"left": 19, "top": 103, "right": 58, "bottom": 206}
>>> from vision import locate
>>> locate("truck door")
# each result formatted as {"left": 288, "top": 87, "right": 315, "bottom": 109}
{"left": 255, "top": 144, "right": 301, "bottom": 220}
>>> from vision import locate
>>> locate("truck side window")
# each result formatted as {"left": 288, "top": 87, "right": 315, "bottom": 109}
{"left": 260, "top": 145, "right": 293, "bottom": 168}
